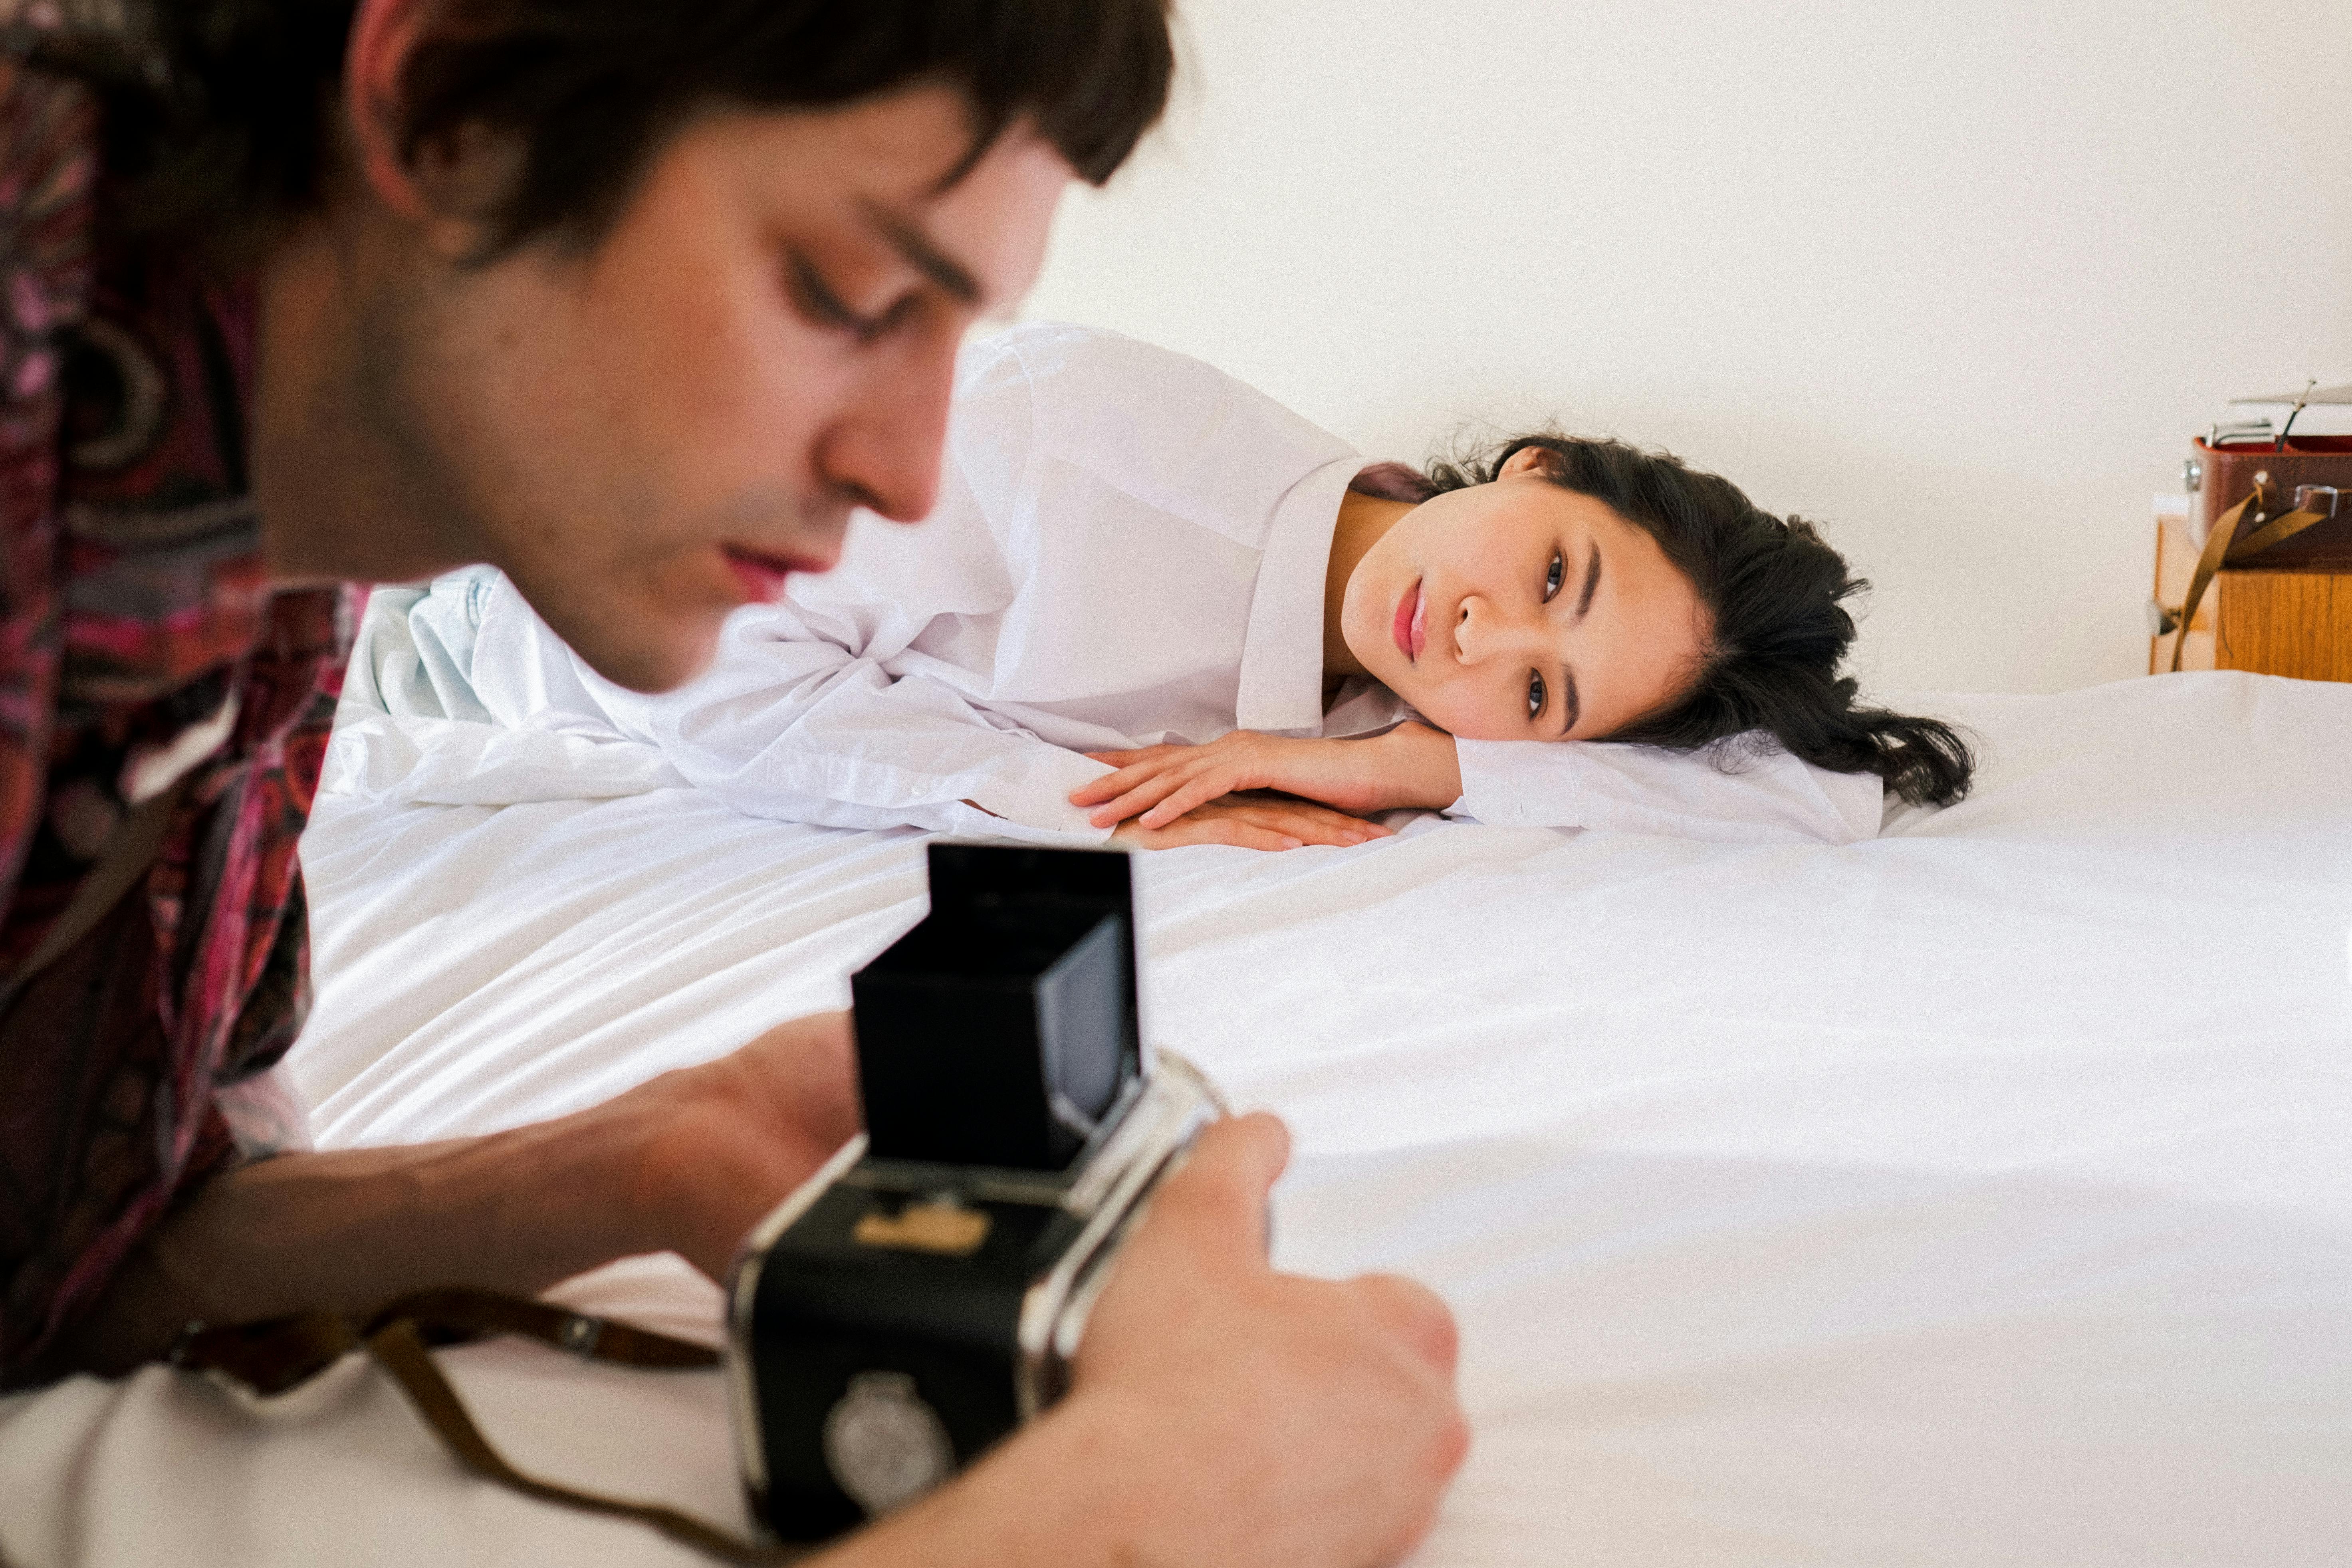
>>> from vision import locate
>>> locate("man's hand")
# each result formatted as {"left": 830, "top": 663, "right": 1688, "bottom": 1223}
{"left": 603, "top": 1010, "right": 862, "bottom": 1279}
{"left": 833, "top": 1113, "right": 1469, "bottom": 1568}
{"left": 1109, "top": 794, "right": 1392, "bottom": 852}
{"left": 1072, "top": 1114, "right": 1469, "bottom": 1563}
{"left": 1073, "top": 723, "right": 1464, "bottom": 830}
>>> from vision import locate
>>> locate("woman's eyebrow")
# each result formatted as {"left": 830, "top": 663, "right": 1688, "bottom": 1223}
{"left": 1574, "top": 539, "right": 1602, "bottom": 620}
{"left": 1559, "top": 666, "right": 1580, "bottom": 735}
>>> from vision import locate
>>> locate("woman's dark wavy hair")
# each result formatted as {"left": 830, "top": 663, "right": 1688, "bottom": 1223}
{"left": 1420, "top": 436, "right": 1975, "bottom": 807}
{"left": 14, "top": 0, "right": 1174, "bottom": 254}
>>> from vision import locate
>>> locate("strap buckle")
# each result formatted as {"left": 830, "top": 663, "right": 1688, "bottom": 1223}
{"left": 556, "top": 1312, "right": 605, "bottom": 1359}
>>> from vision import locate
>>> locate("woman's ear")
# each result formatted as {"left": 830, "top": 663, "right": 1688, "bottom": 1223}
{"left": 1497, "top": 445, "right": 1559, "bottom": 480}
{"left": 343, "top": 0, "right": 516, "bottom": 258}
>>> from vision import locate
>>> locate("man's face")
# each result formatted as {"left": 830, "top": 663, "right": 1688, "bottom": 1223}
{"left": 360, "top": 88, "right": 1072, "bottom": 692}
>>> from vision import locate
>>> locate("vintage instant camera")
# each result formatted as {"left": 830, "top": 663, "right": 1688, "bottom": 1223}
{"left": 726, "top": 844, "right": 1224, "bottom": 1543}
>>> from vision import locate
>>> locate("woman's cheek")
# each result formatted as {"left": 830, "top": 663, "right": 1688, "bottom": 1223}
{"left": 1410, "top": 684, "right": 1496, "bottom": 743}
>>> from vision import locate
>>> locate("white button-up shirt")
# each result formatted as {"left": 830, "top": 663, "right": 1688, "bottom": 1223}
{"left": 362, "top": 323, "right": 1881, "bottom": 846}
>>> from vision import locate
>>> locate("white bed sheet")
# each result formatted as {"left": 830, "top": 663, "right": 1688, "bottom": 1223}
{"left": 4, "top": 671, "right": 2349, "bottom": 1567}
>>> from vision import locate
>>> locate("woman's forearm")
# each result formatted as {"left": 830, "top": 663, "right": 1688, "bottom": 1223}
{"left": 1371, "top": 721, "right": 1464, "bottom": 810}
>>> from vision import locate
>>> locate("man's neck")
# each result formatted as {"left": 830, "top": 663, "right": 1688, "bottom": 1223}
{"left": 1323, "top": 488, "right": 1414, "bottom": 679}
{"left": 250, "top": 214, "right": 476, "bottom": 587}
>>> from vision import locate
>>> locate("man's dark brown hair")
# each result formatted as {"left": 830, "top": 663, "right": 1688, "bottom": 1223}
{"left": 18, "top": 0, "right": 1176, "bottom": 252}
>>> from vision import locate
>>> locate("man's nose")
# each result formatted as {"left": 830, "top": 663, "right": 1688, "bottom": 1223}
{"left": 816, "top": 347, "right": 956, "bottom": 523}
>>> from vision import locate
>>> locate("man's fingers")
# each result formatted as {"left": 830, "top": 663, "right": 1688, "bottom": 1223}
{"left": 1152, "top": 1112, "right": 1291, "bottom": 1262}
{"left": 1350, "top": 1272, "right": 1461, "bottom": 1378}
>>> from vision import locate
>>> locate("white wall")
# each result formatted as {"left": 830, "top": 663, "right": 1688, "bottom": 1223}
{"left": 1024, "top": 0, "right": 2352, "bottom": 694}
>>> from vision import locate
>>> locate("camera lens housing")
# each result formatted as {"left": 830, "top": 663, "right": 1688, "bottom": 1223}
{"left": 852, "top": 844, "right": 1140, "bottom": 1172}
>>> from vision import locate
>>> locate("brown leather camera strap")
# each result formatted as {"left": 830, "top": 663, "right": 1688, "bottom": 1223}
{"left": 2169, "top": 488, "right": 2334, "bottom": 672}
{"left": 0, "top": 778, "right": 186, "bottom": 1013}
{"left": 173, "top": 1288, "right": 799, "bottom": 1565}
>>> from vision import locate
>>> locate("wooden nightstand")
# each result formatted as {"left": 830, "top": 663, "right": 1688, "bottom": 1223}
{"left": 2150, "top": 515, "right": 2352, "bottom": 680}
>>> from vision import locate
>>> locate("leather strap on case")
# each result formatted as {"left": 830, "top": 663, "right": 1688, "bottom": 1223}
{"left": 173, "top": 1288, "right": 799, "bottom": 1565}
{"left": 2169, "top": 485, "right": 2334, "bottom": 672}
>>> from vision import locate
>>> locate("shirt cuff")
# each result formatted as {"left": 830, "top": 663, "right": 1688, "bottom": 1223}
{"left": 954, "top": 745, "right": 1120, "bottom": 844}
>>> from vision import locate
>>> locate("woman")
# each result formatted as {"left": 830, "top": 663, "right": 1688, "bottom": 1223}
{"left": 357, "top": 322, "right": 1971, "bottom": 850}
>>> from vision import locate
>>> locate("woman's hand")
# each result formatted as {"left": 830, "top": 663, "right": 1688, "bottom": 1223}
{"left": 1074, "top": 723, "right": 1464, "bottom": 830}
{"left": 1109, "top": 795, "right": 1390, "bottom": 852}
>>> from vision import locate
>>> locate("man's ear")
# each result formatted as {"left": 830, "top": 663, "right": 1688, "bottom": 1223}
{"left": 343, "top": 0, "right": 515, "bottom": 257}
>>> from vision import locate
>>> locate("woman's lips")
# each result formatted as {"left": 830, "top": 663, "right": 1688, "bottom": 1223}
{"left": 722, "top": 545, "right": 820, "bottom": 604}
{"left": 1392, "top": 579, "right": 1426, "bottom": 662}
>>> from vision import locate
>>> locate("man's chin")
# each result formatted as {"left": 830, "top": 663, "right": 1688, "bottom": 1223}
{"left": 554, "top": 612, "right": 726, "bottom": 695}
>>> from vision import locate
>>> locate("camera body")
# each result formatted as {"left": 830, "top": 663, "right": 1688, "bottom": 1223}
{"left": 726, "top": 844, "right": 1222, "bottom": 1543}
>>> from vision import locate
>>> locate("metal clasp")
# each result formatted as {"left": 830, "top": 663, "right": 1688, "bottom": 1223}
{"left": 2293, "top": 484, "right": 2340, "bottom": 518}
{"left": 557, "top": 1312, "right": 604, "bottom": 1358}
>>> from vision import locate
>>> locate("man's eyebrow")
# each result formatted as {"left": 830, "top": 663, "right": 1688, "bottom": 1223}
{"left": 1559, "top": 667, "right": 1580, "bottom": 736}
{"left": 861, "top": 202, "right": 982, "bottom": 305}
{"left": 1574, "top": 539, "right": 1602, "bottom": 620}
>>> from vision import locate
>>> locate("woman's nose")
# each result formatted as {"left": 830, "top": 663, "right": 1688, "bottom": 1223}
{"left": 1453, "top": 595, "right": 1535, "bottom": 664}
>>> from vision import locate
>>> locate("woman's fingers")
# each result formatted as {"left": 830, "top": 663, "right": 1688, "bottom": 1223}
{"left": 1137, "top": 766, "right": 1246, "bottom": 828}
{"left": 1112, "top": 816, "right": 1303, "bottom": 852}
{"left": 1177, "top": 819, "right": 1302, "bottom": 851}
{"left": 1235, "top": 806, "right": 1378, "bottom": 848}
{"left": 1071, "top": 759, "right": 1162, "bottom": 809}
{"left": 1071, "top": 754, "right": 1172, "bottom": 805}
{"left": 1086, "top": 769, "right": 1199, "bottom": 829}
{"left": 1111, "top": 791, "right": 1393, "bottom": 853}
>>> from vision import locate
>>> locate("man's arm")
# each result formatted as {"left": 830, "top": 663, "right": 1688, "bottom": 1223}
{"left": 61, "top": 1033, "right": 1467, "bottom": 1568}
{"left": 57, "top": 1011, "right": 860, "bottom": 1377}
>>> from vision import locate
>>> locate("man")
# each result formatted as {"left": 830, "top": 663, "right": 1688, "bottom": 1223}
{"left": 0, "top": 2, "right": 1466, "bottom": 1564}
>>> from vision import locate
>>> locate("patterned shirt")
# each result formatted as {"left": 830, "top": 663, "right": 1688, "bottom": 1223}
{"left": 0, "top": 61, "right": 357, "bottom": 1382}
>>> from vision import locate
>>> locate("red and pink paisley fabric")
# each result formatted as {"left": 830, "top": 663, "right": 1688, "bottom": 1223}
{"left": 0, "top": 62, "right": 359, "bottom": 1382}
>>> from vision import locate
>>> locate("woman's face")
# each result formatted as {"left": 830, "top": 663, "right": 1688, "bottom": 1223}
{"left": 1340, "top": 449, "right": 1710, "bottom": 741}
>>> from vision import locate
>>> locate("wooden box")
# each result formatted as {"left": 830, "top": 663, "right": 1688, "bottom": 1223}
{"left": 2150, "top": 517, "right": 2352, "bottom": 681}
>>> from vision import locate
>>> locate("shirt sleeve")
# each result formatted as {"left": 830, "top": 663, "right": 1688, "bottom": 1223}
{"left": 591, "top": 602, "right": 1118, "bottom": 845}
{"left": 1448, "top": 735, "right": 1884, "bottom": 845}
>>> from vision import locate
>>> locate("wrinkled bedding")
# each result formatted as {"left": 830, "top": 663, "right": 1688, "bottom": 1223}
{"left": 4, "top": 670, "right": 2348, "bottom": 1567}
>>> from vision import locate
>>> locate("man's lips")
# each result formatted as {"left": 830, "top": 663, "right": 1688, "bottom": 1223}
{"left": 1392, "top": 578, "right": 1426, "bottom": 662}
{"left": 722, "top": 544, "right": 828, "bottom": 603}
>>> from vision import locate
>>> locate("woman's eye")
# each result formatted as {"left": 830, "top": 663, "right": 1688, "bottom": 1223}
{"left": 1543, "top": 550, "right": 1566, "bottom": 602}
{"left": 1527, "top": 670, "right": 1547, "bottom": 722}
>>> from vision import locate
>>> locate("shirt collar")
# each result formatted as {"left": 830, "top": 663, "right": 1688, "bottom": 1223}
{"left": 1232, "top": 453, "right": 1367, "bottom": 732}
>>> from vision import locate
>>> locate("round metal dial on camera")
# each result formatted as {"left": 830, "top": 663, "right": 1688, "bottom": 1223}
{"left": 823, "top": 1372, "right": 957, "bottom": 1518}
